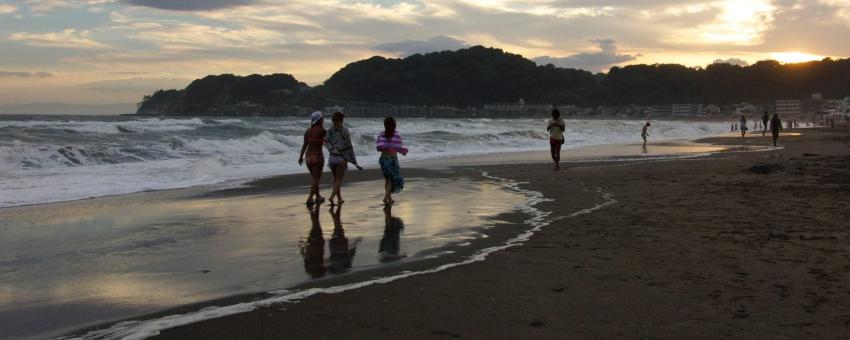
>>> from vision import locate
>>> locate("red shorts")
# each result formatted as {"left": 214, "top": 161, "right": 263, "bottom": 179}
{"left": 550, "top": 138, "right": 564, "bottom": 147}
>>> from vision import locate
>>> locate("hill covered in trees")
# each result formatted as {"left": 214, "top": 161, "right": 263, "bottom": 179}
{"left": 136, "top": 46, "right": 850, "bottom": 115}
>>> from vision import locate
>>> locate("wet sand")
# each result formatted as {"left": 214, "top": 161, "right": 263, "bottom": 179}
{"left": 141, "top": 127, "right": 850, "bottom": 339}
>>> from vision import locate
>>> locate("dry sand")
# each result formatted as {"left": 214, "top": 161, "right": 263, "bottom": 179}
{"left": 139, "top": 127, "right": 850, "bottom": 339}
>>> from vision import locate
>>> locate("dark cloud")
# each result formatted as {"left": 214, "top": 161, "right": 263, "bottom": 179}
{"left": 0, "top": 70, "right": 54, "bottom": 78}
{"left": 374, "top": 35, "right": 469, "bottom": 56}
{"left": 712, "top": 58, "right": 749, "bottom": 66}
{"left": 122, "top": 0, "right": 256, "bottom": 11}
{"left": 533, "top": 39, "right": 640, "bottom": 72}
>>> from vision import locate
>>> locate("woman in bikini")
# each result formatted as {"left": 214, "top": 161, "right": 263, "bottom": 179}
{"left": 298, "top": 111, "right": 326, "bottom": 205}
{"left": 376, "top": 117, "right": 408, "bottom": 205}
{"left": 325, "top": 112, "right": 363, "bottom": 205}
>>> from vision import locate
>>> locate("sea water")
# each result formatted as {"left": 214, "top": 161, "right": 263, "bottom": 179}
{"left": 0, "top": 115, "right": 727, "bottom": 207}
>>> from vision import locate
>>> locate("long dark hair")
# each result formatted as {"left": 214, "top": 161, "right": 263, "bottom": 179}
{"left": 384, "top": 117, "right": 396, "bottom": 138}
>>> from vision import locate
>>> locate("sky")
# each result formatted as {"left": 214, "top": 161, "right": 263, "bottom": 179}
{"left": 0, "top": 0, "right": 849, "bottom": 106}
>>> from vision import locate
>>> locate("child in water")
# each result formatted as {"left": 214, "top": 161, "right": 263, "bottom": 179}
{"left": 641, "top": 122, "right": 651, "bottom": 147}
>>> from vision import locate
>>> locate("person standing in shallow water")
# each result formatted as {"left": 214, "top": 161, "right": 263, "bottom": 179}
{"left": 547, "top": 109, "right": 566, "bottom": 171}
{"left": 740, "top": 115, "right": 748, "bottom": 138}
{"left": 376, "top": 117, "right": 408, "bottom": 205}
{"left": 298, "top": 111, "right": 326, "bottom": 206}
{"left": 641, "top": 122, "right": 651, "bottom": 148}
{"left": 324, "top": 111, "right": 363, "bottom": 205}
{"left": 770, "top": 114, "right": 783, "bottom": 146}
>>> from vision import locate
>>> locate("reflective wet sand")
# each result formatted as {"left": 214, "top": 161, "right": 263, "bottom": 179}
{"left": 0, "top": 177, "right": 525, "bottom": 339}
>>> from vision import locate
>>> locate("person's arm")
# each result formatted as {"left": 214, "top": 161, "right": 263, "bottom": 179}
{"left": 558, "top": 119, "right": 565, "bottom": 131}
{"left": 298, "top": 131, "right": 308, "bottom": 166}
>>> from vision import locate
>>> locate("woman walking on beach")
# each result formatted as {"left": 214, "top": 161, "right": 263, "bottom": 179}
{"left": 641, "top": 122, "right": 651, "bottom": 148}
{"left": 298, "top": 111, "right": 326, "bottom": 205}
{"left": 325, "top": 112, "right": 363, "bottom": 205}
{"left": 547, "top": 109, "right": 566, "bottom": 171}
{"left": 770, "top": 114, "right": 783, "bottom": 146}
{"left": 376, "top": 117, "right": 408, "bottom": 205}
{"left": 739, "top": 116, "right": 748, "bottom": 138}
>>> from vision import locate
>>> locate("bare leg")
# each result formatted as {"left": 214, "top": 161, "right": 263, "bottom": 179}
{"left": 331, "top": 162, "right": 346, "bottom": 204}
{"left": 309, "top": 162, "right": 323, "bottom": 203}
{"left": 383, "top": 177, "right": 392, "bottom": 205}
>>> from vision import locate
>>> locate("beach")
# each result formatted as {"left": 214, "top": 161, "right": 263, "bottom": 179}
{"left": 134, "top": 127, "right": 850, "bottom": 339}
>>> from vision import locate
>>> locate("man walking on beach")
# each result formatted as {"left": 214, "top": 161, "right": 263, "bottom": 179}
{"left": 547, "top": 109, "right": 566, "bottom": 171}
{"left": 770, "top": 114, "right": 782, "bottom": 146}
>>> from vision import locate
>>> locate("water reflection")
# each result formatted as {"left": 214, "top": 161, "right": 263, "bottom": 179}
{"left": 379, "top": 205, "right": 406, "bottom": 263}
{"left": 328, "top": 205, "right": 360, "bottom": 275}
{"left": 299, "top": 206, "right": 325, "bottom": 278}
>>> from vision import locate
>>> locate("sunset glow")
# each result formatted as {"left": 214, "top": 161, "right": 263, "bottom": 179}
{"left": 771, "top": 52, "right": 825, "bottom": 64}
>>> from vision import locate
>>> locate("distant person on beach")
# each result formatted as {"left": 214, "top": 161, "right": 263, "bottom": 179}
{"left": 641, "top": 122, "right": 651, "bottom": 147}
{"left": 734, "top": 122, "right": 738, "bottom": 131}
{"left": 770, "top": 114, "right": 783, "bottom": 146}
{"left": 740, "top": 116, "right": 748, "bottom": 137}
{"left": 761, "top": 111, "right": 769, "bottom": 136}
{"left": 298, "top": 111, "right": 326, "bottom": 205}
{"left": 547, "top": 109, "right": 566, "bottom": 171}
{"left": 325, "top": 111, "right": 363, "bottom": 205}
{"left": 376, "top": 117, "right": 408, "bottom": 205}
{"left": 731, "top": 123, "right": 734, "bottom": 132}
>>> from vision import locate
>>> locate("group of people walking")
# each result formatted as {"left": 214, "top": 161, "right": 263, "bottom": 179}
{"left": 737, "top": 111, "right": 786, "bottom": 146}
{"left": 298, "top": 111, "right": 407, "bottom": 206}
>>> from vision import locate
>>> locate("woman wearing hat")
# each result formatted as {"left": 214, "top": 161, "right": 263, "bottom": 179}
{"left": 298, "top": 111, "right": 326, "bottom": 205}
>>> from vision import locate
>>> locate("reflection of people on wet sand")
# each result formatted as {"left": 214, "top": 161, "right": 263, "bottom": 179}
{"left": 379, "top": 205, "right": 405, "bottom": 263}
{"left": 328, "top": 205, "right": 360, "bottom": 275}
{"left": 299, "top": 206, "right": 326, "bottom": 278}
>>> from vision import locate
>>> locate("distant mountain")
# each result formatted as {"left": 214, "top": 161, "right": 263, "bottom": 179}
{"left": 0, "top": 102, "right": 137, "bottom": 115}
{"left": 134, "top": 46, "right": 850, "bottom": 115}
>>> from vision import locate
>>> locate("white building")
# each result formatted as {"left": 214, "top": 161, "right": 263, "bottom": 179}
{"left": 775, "top": 99, "right": 802, "bottom": 116}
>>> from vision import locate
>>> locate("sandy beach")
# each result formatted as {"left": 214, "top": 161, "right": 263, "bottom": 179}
{"left": 119, "top": 126, "right": 850, "bottom": 340}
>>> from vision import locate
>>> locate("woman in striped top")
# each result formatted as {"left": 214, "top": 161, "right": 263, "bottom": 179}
{"left": 376, "top": 117, "right": 408, "bottom": 205}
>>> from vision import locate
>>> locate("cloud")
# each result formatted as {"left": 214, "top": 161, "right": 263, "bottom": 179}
{"left": 533, "top": 38, "right": 640, "bottom": 72}
{"left": 0, "top": 70, "right": 55, "bottom": 78}
{"left": 712, "top": 58, "right": 749, "bottom": 66}
{"left": 7, "top": 29, "right": 110, "bottom": 49}
{"left": 79, "top": 77, "right": 191, "bottom": 92}
{"left": 122, "top": 0, "right": 256, "bottom": 11}
{"left": 0, "top": 4, "right": 17, "bottom": 14}
{"left": 374, "top": 35, "right": 469, "bottom": 56}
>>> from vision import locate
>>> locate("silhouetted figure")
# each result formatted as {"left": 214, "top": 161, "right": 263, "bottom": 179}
{"left": 379, "top": 205, "right": 405, "bottom": 263}
{"left": 327, "top": 205, "right": 360, "bottom": 275}
{"left": 641, "top": 122, "right": 651, "bottom": 147}
{"left": 740, "top": 116, "right": 748, "bottom": 137}
{"left": 770, "top": 114, "right": 783, "bottom": 146}
{"left": 547, "top": 109, "right": 566, "bottom": 171}
{"left": 761, "top": 111, "right": 769, "bottom": 136}
{"left": 300, "top": 206, "right": 326, "bottom": 278}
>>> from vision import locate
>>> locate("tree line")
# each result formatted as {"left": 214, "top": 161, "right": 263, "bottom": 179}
{"left": 136, "top": 46, "right": 850, "bottom": 115}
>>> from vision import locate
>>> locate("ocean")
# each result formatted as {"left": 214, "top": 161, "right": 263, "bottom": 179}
{"left": 0, "top": 115, "right": 728, "bottom": 207}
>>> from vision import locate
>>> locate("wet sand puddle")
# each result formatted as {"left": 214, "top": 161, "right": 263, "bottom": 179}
{"left": 0, "top": 177, "right": 524, "bottom": 339}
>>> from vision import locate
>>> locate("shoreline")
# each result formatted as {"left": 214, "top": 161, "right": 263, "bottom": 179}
{"left": 144, "top": 126, "right": 850, "bottom": 339}
{"left": 60, "top": 130, "right": 809, "bottom": 339}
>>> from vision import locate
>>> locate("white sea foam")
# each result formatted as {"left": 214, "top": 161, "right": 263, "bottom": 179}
{"left": 68, "top": 173, "right": 616, "bottom": 340}
{"left": 0, "top": 117, "right": 727, "bottom": 207}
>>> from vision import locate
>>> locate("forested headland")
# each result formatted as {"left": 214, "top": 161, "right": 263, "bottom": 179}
{"left": 136, "top": 46, "right": 850, "bottom": 116}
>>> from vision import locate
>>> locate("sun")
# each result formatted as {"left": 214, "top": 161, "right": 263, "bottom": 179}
{"left": 771, "top": 52, "right": 824, "bottom": 63}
